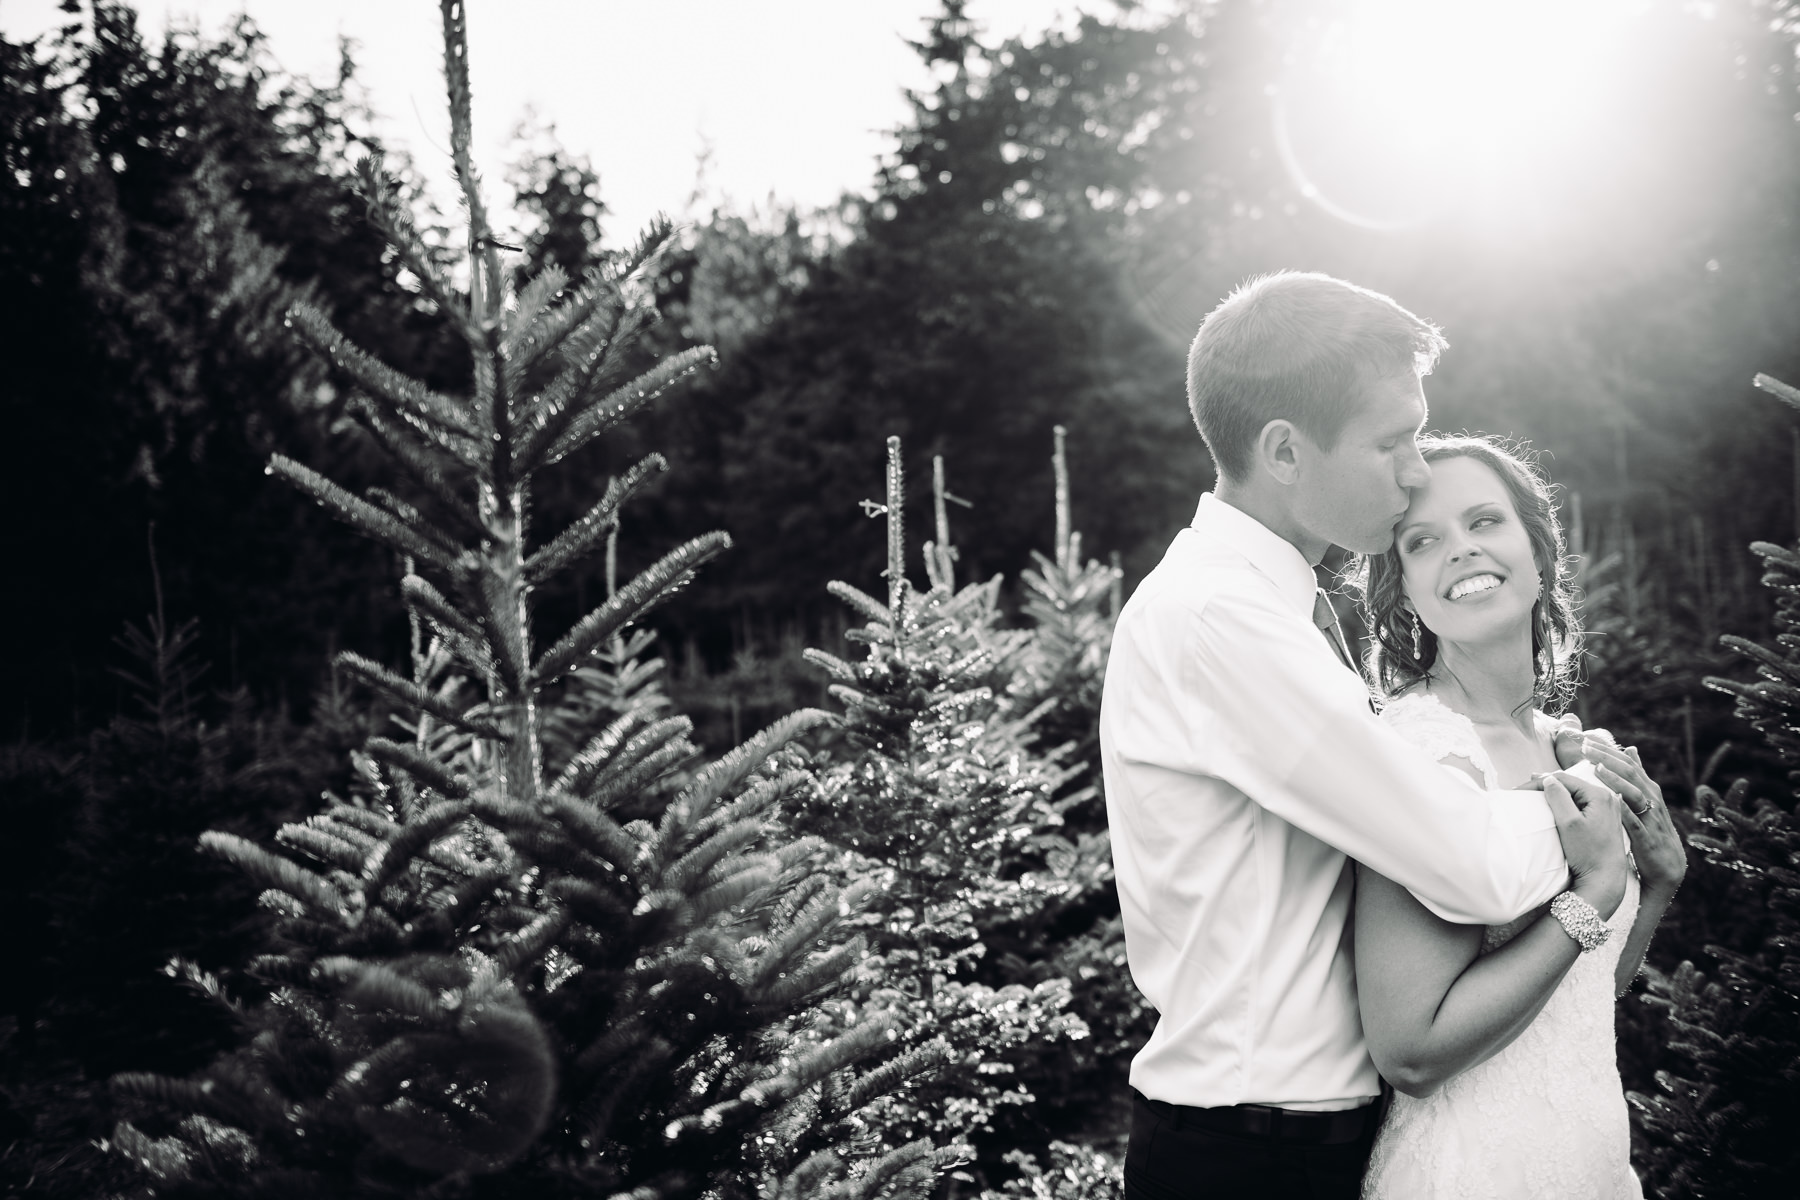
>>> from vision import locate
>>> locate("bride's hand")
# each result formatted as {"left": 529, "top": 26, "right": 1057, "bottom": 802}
{"left": 1583, "top": 739, "right": 1688, "bottom": 900}
{"left": 1551, "top": 716, "right": 1628, "bottom": 770}
{"left": 1550, "top": 714, "right": 1595, "bottom": 771}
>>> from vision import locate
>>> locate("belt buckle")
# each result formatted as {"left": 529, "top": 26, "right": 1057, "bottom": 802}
{"left": 1240, "top": 1102, "right": 1280, "bottom": 1138}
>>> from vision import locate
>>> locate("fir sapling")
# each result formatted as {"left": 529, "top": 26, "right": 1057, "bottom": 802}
{"left": 794, "top": 437, "right": 1103, "bottom": 1176}
{"left": 107, "top": 4, "right": 957, "bottom": 1197}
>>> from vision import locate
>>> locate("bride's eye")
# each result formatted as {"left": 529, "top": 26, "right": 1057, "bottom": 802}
{"left": 1404, "top": 534, "right": 1434, "bottom": 553}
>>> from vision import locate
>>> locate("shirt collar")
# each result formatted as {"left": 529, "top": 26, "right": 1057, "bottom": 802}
{"left": 1191, "top": 493, "right": 1320, "bottom": 618}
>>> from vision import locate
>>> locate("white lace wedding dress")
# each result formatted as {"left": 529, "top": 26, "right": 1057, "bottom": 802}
{"left": 1360, "top": 692, "right": 1644, "bottom": 1200}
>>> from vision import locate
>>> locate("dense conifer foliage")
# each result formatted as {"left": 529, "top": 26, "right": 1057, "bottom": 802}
{"left": 1627, "top": 379, "right": 1800, "bottom": 1200}
{"left": 102, "top": 5, "right": 955, "bottom": 1196}
{"left": 786, "top": 436, "right": 1139, "bottom": 1185}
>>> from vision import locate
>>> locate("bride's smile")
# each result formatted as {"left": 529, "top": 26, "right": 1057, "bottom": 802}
{"left": 1395, "top": 456, "right": 1542, "bottom": 645}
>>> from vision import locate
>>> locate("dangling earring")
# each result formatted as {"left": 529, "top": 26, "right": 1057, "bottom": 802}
{"left": 1410, "top": 612, "right": 1423, "bottom": 660}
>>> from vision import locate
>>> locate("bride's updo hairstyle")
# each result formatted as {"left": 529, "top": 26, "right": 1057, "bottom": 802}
{"left": 1355, "top": 435, "right": 1582, "bottom": 713}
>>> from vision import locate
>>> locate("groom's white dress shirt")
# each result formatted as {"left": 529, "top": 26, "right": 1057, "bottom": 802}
{"left": 1100, "top": 493, "right": 1569, "bottom": 1111}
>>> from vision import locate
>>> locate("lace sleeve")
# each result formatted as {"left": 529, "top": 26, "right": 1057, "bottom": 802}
{"left": 1379, "top": 692, "right": 1499, "bottom": 791}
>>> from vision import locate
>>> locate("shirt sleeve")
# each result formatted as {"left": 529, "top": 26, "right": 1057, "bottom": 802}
{"left": 1189, "top": 589, "right": 1570, "bottom": 925}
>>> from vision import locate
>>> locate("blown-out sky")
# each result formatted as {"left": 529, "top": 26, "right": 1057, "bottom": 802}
{"left": 1, "top": 0, "right": 1084, "bottom": 238}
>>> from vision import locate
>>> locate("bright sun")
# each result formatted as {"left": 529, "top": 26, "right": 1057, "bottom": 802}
{"left": 1272, "top": 0, "right": 1644, "bottom": 232}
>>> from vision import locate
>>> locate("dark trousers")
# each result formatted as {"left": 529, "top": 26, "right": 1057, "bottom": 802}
{"left": 1123, "top": 1091, "right": 1378, "bottom": 1200}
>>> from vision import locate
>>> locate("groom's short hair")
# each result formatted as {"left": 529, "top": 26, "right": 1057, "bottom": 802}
{"left": 1187, "top": 272, "right": 1446, "bottom": 482}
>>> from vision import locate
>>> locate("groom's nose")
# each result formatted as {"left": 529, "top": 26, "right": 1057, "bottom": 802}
{"left": 1397, "top": 443, "right": 1430, "bottom": 490}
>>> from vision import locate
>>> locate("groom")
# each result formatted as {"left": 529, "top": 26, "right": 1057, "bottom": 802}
{"left": 1100, "top": 272, "right": 1606, "bottom": 1199}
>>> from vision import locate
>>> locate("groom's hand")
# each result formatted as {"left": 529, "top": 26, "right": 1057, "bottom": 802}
{"left": 1542, "top": 770, "right": 1629, "bottom": 920}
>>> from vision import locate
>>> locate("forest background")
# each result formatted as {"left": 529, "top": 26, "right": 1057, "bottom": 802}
{"left": 3, "top": 0, "right": 1799, "bottom": 1195}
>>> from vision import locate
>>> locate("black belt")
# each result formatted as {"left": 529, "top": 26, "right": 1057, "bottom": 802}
{"left": 1134, "top": 1091, "right": 1377, "bottom": 1145}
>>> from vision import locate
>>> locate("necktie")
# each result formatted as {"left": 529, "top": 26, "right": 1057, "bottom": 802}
{"left": 1313, "top": 588, "right": 1356, "bottom": 674}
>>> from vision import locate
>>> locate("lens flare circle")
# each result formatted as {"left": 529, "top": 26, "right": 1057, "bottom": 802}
{"left": 1272, "top": 0, "right": 1634, "bottom": 232}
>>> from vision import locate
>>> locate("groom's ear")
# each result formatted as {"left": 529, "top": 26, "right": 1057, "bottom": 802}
{"left": 1256, "top": 419, "right": 1302, "bottom": 485}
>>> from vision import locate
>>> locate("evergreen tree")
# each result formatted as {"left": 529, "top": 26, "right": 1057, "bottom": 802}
{"left": 107, "top": 5, "right": 953, "bottom": 1196}
{"left": 0, "top": 542, "right": 353, "bottom": 1200}
{"left": 1627, "top": 374, "right": 1800, "bottom": 1199}
{"left": 1003, "top": 429, "right": 1146, "bottom": 1150}
{"left": 794, "top": 438, "right": 1111, "bottom": 1180}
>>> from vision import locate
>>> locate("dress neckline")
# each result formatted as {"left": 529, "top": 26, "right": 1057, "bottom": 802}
{"left": 1382, "top": 690, "right": 1504, "bottom": 791}
{"left": 1385, "top": 690, "right": 1567, "bottom": 791}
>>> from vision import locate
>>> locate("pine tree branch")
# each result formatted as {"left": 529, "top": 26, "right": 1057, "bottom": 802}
{"left": 505, "top": 267, "right": 619, "bottom": 387}
{"left": 314, "top": 956, "right": 448, "bottom": 1023}
{"left": 352, "top": 154, "right": 470, "bottom": 336}
{"left": 508, "top": 300, "right": 642, "bottom": 466}
{"left": 163, "top": 957, "right": 251, "bottom": 1027}
{"left": 802, "top": 648, "right": 860, "bottom": 684}
{"left": 690, "top": 769, "right": 810, "bottom": 842}
{"left": 511, "top": 230, "right": 678, "bottom": 469}
{"left": 688, "top": 865, "right": 782, "bottom": 925}
{"left": 505, "top": 264, "right": 568, "bottom": 356}
{"left": 524, "top": 453, "right": 669, "bottom": 586}
{"left": 270, "top": 455, "right": 457, "bottom": 569}
{"left": 521, "top": 297, "right": 638, "bottom": 443}
{"left": 328, "top": 804, "right": 401, "bottom": 840}
{"left": 665, "top": 709, "right": 835, "bottom": 837}
{"left": 199, "top": 832, "right": 348, "bottom": 921}
{"left": 494, "top": 907, "right": 570, "bottom": 974}
{"left": 843, "top": 1040, "right": 952, "bottom": 1115}
{"left": 584, "top": 739, "right": 698, "bottom": 812}
{"left": 826, "top": 580, "right": 893, "bottom": 626}
{"left": 349, "top": 397, "right": 483, "bottom": 531}
{"left": 546, "top": 877, "right": 631, "bottom": 930}
{"left": 749, "top": 879, "right": 874, "bottom": 994}
{"left": 741, "top": 1016, "right": 892, "bottom": 1107}
{"left": 365, "top": 736, "right": 471, "bottom": 800}
{"left": 307, "top": 812, "right": 380, "bottom": 859}
{"left": 336, "top": 650, "right": 506, "bottom": 738}
{"left": 287, "top": 302, "right": 479, "bottom": 441}
{"left": 275, "top": 823, "right": 369, "bottom": 873}
{"left": 754, "top": 940, "right": 863, "bottom": 1007}
{"left": 615, "top": 215, "right": 678, "bottom": 284}
{"left": 109, "top": 1121, "right": 196, "bottom": 1184}
{"left": 567, "top": 715, "right": 694, "bottom": 804}
{"left": 549, "top": 709, "right": 645, "bottom": 795}
{"left": 359, "top": 798, "right": 475, "bottom": 895}
{"left": 537, "top": 345, "right": 716, "bottom": 470}
{"left": 366, "top": 488, "right": 466, "bottom": 562}
{"left": 400, "top": 573, "right": 485, "bottom": 647}
{"left": 1755, "top": 373, "right": 1800, "bottom": 414}
{"left": 534, "top": 533, "right": 732, "bottom": 683}
{"left": 544, "top": 796, "right": 645, "bottom": 880}
{"left": 839, "top": 1139, "right": 937, "bottom": 1200}
{"left": 665, "top": 819, "right": 767, "bottom": 892}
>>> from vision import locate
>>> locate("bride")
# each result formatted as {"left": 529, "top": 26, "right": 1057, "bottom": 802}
{"left": 1350, "top": 435, "right": 1687, "bottom": 1199}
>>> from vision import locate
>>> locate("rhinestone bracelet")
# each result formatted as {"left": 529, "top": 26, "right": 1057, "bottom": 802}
{"left": 1549, "top": 890, "right": 1610, "bottom": 952}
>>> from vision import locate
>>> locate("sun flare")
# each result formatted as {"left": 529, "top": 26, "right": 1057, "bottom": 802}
{"left": 1272, "top": 0, "right": 1645, "bottom": 231}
